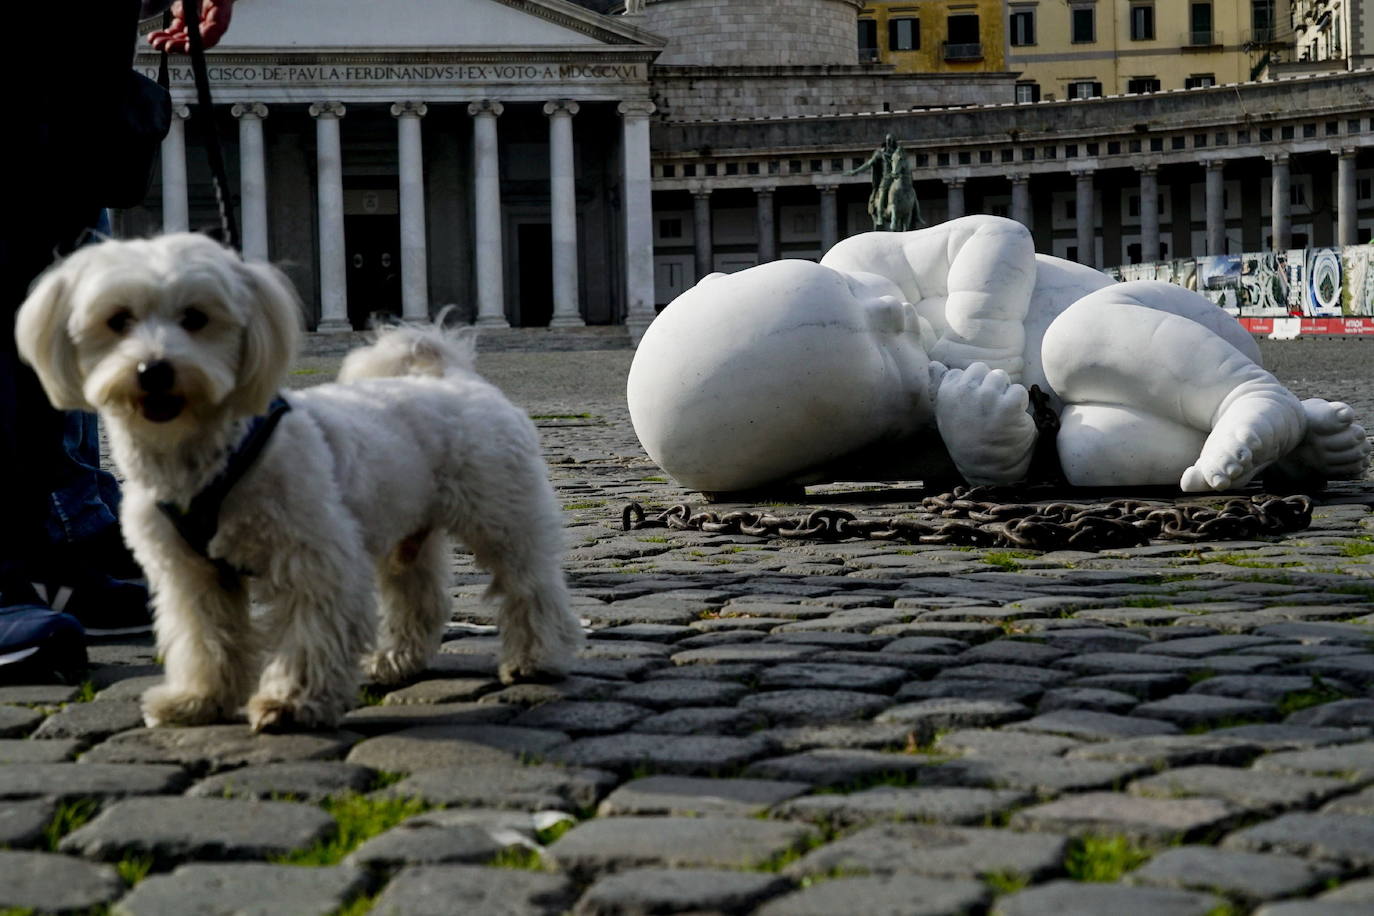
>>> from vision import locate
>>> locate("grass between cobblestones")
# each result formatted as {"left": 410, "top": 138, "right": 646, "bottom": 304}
{"left": 1277, "top": 678, "right": 1351, "bottom": 715}
{"left": 272, "top": 793, "right": 431, "bottom": 867}
{"left": 754, "top": 831, "right": 832, "bottom": 873}
{"left": 42, "top": 799, "right": 99, "bottom": 851}
{"left": 1062, "top": 834, "right": 1153, "bottom": 882}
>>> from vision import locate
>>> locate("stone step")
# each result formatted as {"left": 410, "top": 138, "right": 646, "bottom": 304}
{"left": 300, "top": 324, "right": 633, "bottom": 357}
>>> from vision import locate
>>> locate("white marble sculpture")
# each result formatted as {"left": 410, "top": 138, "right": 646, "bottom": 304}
{"left": 628, "top": 216, "right": 1370, "bottom": 495}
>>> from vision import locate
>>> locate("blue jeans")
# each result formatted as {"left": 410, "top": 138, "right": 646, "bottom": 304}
{"left": 1, "top": 210, "right": 123, "bottom": 592}
{"left": 44, "top": 211, "right": 122, "bottom": 554}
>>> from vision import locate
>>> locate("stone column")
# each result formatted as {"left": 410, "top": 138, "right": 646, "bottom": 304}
{"left": 544, "top": 100, "right": 583, "bottom": 327}
{"left": 1073, "top": 168, "right": 1096, "bottom": 267}
{"left": 692, "top": 187, "right": 713, "bottom": 280}
{"left": 309, "top": 101, "right": 350, "bottom": 332}
{"left": 755, "top": 186, "right": 776, "bottom": 263}
{"left": 232, "top": 102, "right": 269, "bottom": 262}
{"left": 1010, "top": 174, "right": 1031, "bottom": 228}
{"left": 818, "top": 184, "right": 839, "bottom": 253}
{"left": 1338, "top": 147, "right": 1359, "bottom": 247}
{"left": 1270, "top": 153, "right": 1291, "bottom": 251}
{"left": 1138, "top": 166, "right": 1160, "bottom": 262}
{"left": 619, "top": 100, "right": 656, "bottom": 338}
{"left": 392, "top": 101, "right": 430, "bottom": 321}
{"left": 946, "top": 178, "right": 966, "bottom": 220}
{"left": 161, "top": 104, "right": 191, "bottom": 233}
{"left": 468, "top": 100, "right": 509, "bottom": 328}
{"left": 1204, "top": 160, "right": 1226, "bottom": 255}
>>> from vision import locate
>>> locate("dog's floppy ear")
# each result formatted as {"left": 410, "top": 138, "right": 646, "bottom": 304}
{"left": 14, "top": 265, "right": 91, "bottom": 411}
{"left": 230, "top": 258, "right": 303, "bottom": 416}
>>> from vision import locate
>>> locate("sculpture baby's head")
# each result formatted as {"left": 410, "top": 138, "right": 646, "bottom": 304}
{"left": 627, "top": 259, "right": 938, "bottom": 494}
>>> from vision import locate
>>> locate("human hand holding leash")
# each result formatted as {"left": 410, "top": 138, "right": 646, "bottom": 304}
{"left": 147, "top": 0, "right": 235, "bottom": 53}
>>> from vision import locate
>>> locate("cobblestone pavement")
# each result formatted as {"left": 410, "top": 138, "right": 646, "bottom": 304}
{"left": 4, "top": 339, "right": 1374, "bottom": 915}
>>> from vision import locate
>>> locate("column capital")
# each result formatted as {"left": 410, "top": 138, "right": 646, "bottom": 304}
{"left": 467, "top": 99, "right": 504, "bottom": 118}
{"left": 617, "top": 99, "right": 656, "bottom": 119}
{"left": 1268, "top": 152, "right": 1290, "bottom": 165}
{"left": 1070, "top": 167, "right": 1095, "bottom": 180}
{"left": 543, "top": 99, "right": 581, "bottom": 117}
{"left": 690, "top": 185, "right": 713, "bottom": 199}
{"left": 1340, "top": 146, "right": 1360, "bottom": 159}
{"left": 1008, "top": 172, "right": 1029, "bottom": 184}
{"left": 753, "top": 185, "right": 776, "bottom": 197}
{"left": 815, "top": 183, "right": 838, "bottom": 196}
{"left": 1203, "top": 159, "right": 1225, "bottom": 172}
{"left": 308, "top": 101, "right": 346, "bottom": 119}
{"left": 391, "top": 100, "right": 428, "bottom": 118}
{"left": 231, "top": 102, "right": 268, "bottom": 120}
{"left": 171, "top": 103, "right": 191, "bottom": 120}
{"left": 1133, "top": 163, "right": 1157, "bottom": 176}
{"left": 944, "top": 177, "right": 966, "bottom": 189}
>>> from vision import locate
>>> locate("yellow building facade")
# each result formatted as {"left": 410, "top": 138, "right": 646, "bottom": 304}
{"left": 858, "top": 1, "right": 1009, "bottom": 73}
{"left": 1006, "top": 0, "right": 1294, "bottom": 101}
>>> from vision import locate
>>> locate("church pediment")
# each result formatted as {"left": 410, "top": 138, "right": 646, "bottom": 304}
{"left": 206, "top": 0, "right": 664, "bottom": 50}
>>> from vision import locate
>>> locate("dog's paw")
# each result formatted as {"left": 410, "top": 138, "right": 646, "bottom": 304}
{"left": 246, "top": 694, "right": 342, "bottom": 733}
{"left": 498, "top": 659, "right": 567, "bottom": 686}
{"left": 142, "top": 684, "right": 226, "bottom": 727}
{"left": 363, "top": 649, "right": 429, "bottom": 686}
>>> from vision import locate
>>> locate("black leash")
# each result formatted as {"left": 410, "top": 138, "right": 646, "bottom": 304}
{"left": 182, "top": 0, "right": 240, "bottom": 249}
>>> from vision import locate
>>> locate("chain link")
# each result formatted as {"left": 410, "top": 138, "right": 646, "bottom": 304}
{"left": 621, "top": 486, "right": 1314, "bottom": 551}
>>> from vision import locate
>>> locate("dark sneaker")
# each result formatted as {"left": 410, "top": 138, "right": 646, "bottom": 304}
{"left": 0, "top": 603, "right": 87, "bottom": 684}
{"left": 31, "top": 574, "right": 152, "bottom": 638}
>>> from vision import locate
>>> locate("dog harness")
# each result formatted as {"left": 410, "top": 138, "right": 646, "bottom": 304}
{"left": 156, "top": 395, "right": 293, "bottom": 589}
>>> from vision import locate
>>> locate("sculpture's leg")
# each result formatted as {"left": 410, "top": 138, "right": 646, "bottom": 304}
{"left": 1043, "top": 292, "right": 1307, "bottom": 492}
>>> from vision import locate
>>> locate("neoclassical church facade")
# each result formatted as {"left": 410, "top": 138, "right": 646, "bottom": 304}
{"left": 125, "top": 0, "right": 1374, "bottom": 333}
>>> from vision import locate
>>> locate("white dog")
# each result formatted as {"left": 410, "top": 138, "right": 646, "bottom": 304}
{"left": 15, "top": 233, "right": 584, "bottom": 731}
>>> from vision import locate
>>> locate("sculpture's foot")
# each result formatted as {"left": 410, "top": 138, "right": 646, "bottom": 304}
{"left": 1269, "top": 399, "right": 1371, "bottom": 484}
{"left": 935, "top": 362, "right": 1036, "bottom": 485}
{"left": 1181, "top": 389, "right": 1306, "bottom": 492}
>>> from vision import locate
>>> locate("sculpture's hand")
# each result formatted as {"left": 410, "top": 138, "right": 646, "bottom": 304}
{"left": 935, "top": 362, "right": 1036, "bottom": 485}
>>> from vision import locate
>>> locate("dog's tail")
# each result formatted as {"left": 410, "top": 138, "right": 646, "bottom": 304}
{"left": 337, "top": 310, "right": 477, "bottom": 382}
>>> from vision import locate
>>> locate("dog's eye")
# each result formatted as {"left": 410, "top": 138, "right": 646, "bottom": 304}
{"left": 106, "top": 310, "right": 133, "bottom": 334}
{"left": 180, "top": 307, "right": 208, "bottom": 332}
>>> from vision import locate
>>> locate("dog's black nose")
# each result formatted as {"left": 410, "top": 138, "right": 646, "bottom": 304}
{"left": 137, "top": 360, "right": 175, "bottom": 393}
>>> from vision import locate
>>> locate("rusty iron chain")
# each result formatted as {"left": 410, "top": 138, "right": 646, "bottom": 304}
{"left": 620, "top": 486, "right": 1314, "bottom": 552}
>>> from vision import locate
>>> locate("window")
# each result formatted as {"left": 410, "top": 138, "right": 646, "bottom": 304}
{"left": 659, "top": 218, "right": 683, "bottom": 240}
{"left": 1015, "top": 82, "right": 1041, "bottom": 103}
{"left": 858, "top": 19, "right": 878, "bottom": 59}
{"left": 1185, "top": 74, "right": 1216, "bottom": 88}
{"left": 1252, "top": 0, "right": 1275, "bottom": 42}
{"left": 945, "top": 14, "right": 982, "bottom": 59}
{"left": 1130, "top": 4, "right": 1154, "bottom": 40}
{"left": 1071, "top": 6, "right": 1095, "bottom": 43}
{"left": 1189, "top": 2, "right": 1214, "bottom": 45}
{"left": 1127, "top": 77, "right": 1161, "bottom": 94}
{"left": 1068, "top": 80, "right": 1103, "bottom": 99}
{"left": 889, "top": 17, "right": 919, "bottom": 50}
{"left": 1010, "top": 9, "right": 1035, "bottom": 46}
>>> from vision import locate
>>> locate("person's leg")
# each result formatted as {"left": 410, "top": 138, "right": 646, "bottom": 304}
{"left": 1042, "top": 285, "right": 1308, "bottom": 491}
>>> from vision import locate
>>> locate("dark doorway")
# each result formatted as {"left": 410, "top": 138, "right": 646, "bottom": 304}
{"left": 517, "top": 223, "right": 553, "bottom": 328}
{"left": 345, "top": 215, "right": 401, "bottom": 330}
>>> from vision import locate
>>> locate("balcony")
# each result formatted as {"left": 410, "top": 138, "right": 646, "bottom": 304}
{"left": 1183, "top": 29, "right": 1223, "bottom": 47}
{"left": 859, "top": 46, "right": 880, "bottom": 62}
{"left": 943, "top": 41, "right": 983, "bottom": 61}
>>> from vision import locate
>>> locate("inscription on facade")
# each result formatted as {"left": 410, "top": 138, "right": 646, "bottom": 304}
{"left": 137, "top": 62, "right": 645, "bottom": 85}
